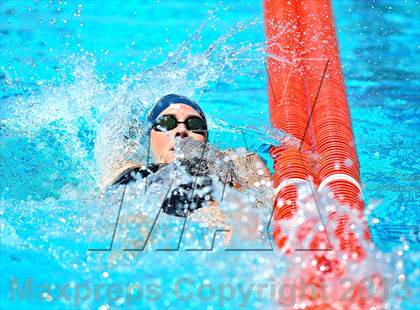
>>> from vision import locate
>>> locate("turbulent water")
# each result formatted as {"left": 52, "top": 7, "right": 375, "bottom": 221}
{"left": 0, "top": 6, "right": 417, "bottom": 309}
{"left": 0, "top": 22, "right": 286, "bottom": 309}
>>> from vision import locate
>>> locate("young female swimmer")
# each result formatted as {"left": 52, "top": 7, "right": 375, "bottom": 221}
{"left": 105, "top": 94, "right": 272, "bottom": 244}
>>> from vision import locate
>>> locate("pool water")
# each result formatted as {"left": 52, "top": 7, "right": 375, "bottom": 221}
{"left": 1, "top": 0, "right": 419, "bottom": 309}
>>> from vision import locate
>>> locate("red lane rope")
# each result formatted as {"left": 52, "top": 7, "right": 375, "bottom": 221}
{"left": 265, "top": 0, "right": 370, "bottom": 256}
{"left": 264, "top": 0, "right": 382, "bottom": 308}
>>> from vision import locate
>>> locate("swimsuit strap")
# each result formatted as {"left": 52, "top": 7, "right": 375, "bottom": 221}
{"left": 113, "top": 163, "right": 163, "bottom": 185}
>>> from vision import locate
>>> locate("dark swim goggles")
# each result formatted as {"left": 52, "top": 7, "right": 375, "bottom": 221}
{"left": 152, "top": 114, "right": 207, "bottom": 134}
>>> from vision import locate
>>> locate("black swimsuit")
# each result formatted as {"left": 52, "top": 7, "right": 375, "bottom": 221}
{"left": 112, "top": 163, "right": 213, "bottom": 217}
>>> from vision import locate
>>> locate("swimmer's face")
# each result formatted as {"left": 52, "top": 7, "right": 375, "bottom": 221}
{"left": 150, "top": 103, "right": 207, "bottom": 163}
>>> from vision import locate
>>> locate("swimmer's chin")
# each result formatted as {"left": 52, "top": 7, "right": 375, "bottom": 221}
{"left": 160, "top": 151, "right": 175, "bottom": 164}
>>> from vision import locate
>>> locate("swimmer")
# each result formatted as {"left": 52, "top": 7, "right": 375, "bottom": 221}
{"left": 109, "top": 94, "right": 272, "bottom": 218}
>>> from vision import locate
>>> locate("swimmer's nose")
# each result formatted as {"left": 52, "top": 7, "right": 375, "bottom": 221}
{"left": 174, "top": 123, "right": 189, "bottom": 138}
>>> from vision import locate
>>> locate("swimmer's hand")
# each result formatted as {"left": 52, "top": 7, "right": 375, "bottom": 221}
{"left": 221, "top": 150, "right": 272, "bottom": 190}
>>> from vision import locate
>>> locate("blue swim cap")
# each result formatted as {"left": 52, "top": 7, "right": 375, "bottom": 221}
{"left": 146, "top": 94, "right": 207, "bottom": 132}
